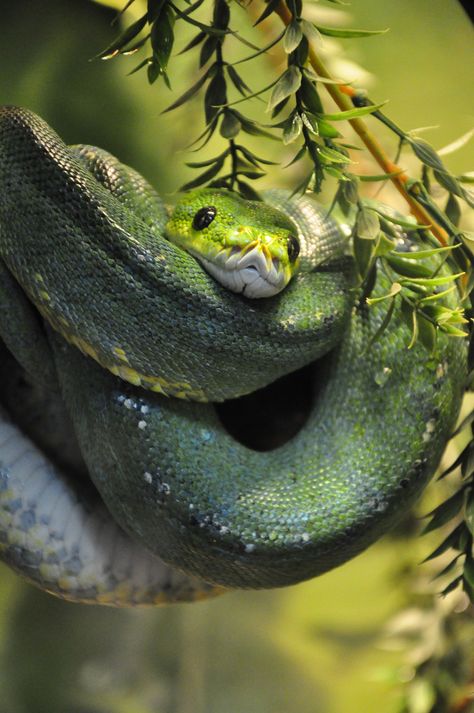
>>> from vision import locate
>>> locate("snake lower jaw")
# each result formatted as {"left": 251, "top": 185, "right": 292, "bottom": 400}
{"left": 198, "top": 255, "right": 286, "bottom": 298}
{"left": 194, "top": 248, "right": 291, "bottom": 299}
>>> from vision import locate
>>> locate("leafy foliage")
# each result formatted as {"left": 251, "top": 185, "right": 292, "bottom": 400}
{"left": 381, "top": 583, "right": 473, "bottom": 713}
{"left": 101, "top": 0, "right": 473, "bottom": 602}
{"left": 100, "top": 0, "right": 472, "bottom": 352}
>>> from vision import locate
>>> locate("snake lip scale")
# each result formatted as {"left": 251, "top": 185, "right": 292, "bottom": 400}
{"left": 0, "top": 105, "right": 468, "bottom": 603}
{"left": 196, "top": 248, "right": 286, "bottom": 298}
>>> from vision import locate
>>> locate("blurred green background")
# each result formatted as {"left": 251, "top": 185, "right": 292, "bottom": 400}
{"left": 0, "top": 1, "right": 472, "bottom": 712}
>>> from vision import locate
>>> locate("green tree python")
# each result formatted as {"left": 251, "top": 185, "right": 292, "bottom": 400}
{"left": 0, "top": 107, "right": 467, "bottom": 605}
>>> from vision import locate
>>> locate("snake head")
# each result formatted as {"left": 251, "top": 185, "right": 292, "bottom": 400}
{"left": 165, "top": 189, "right": 300, "bottom": 298}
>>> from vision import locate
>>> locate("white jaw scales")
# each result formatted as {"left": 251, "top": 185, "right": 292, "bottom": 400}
{"left": 197, "top": 244, "right": 288, "bottom": 298}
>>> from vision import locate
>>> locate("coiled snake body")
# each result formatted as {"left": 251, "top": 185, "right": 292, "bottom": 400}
{"left": 0, "top": 107, "right": 467, "bottom": 605}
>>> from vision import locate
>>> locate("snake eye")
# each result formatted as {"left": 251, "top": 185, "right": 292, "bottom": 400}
{"left": 287, "top": 235, "right": 300, "bottom": 263}
{"left": 192, "top": 206, "right": 217, "bottom": 230}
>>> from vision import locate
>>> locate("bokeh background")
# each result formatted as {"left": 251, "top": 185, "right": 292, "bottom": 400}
{"left": 0, "top": 1, "right": 473, "bottom": 712}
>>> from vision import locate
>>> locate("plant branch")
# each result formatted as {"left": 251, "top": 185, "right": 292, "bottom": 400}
{"left": 272, "top": 1, "right": 449, "bottom": 246}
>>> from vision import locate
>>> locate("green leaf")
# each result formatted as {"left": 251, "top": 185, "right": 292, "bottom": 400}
{"left": 267, "top": 67, "right": 302, "bottom": 112}
{"left": 374, "top": 232, "right": 396, "bottom": 257}
{"left": 187, "top": 115, "right": 219, "bottom": 151}
{"left": 422, "top": 523, "right": 465, "bottom": 562}
{"left": 315, "top": 24, "right": 388, "bottom": 38}
{"left": 128, "top": 57, "right": 150, "bottom": 76}
{"left": 290, "top": 171, "right": 314, "bottom": 198}
{"left": 303, "top": 67, "right": 348, "bottom": 86}
{"left": 204, "top": 72, "right": 227, "bottom": 124}
{"left": 439, "top": 323, "right": 468, "bottom": 338}
{"left": 237, "top": 180, "right": 261, "bottom": 201}
{"left": 366, "top": 282, "right": 401, "bottom": 305}
{"left": 231, "top": 29, "right": 286, "bottom": 67}
{"left": 283, "top": 113, "right": 303, "bottom": 145}
{"left": 300, "top": 75, "right": 324, "bottom": 114}
{"left": 422, "top": 489, "right": 466, "bottom": 534}
{"left": 300, "top": 19, "right": 323, "bottom": 46}
{"left": 213, "top": 0, "right": 230, "bottom": 30}
{"left": 438, "top": 442, "right": 472, "bottom": 480}
{"left": 466, "top": 496, "right": 474, "bottom": 537}
{"left": 432, "top": 555, "right": 461, "bottom": 581}
{"left": 461, "top": 442, "right": 474, "bottom": 480}
{"left": 401, "top": 272, "right": 465, "bottom": 287}
{"left": 234, "top": 112, "right": 278, "bottom": 140}
{"left": 186, "top": 149, "right": 229, "bottom": 168}
{"left": 295, "top": 35, "right": 309, "bottom": 66}
{"left": 121, "top": 33, "right": 151, "bottom": 56}
{"left": 325, "top": 166, "right": 345, "bottom": 180}
{"left": 410, "top": 138, "right": 445, "bottom": 171}
{"left": 419, "top": 285, "right": 457, "bottom": 303}
{"left": 237, "top": 145, "right": 277, "bottom": 166}
{"left": 391, "top": 245, "right": 457, "bottom": 261}
{"left": 253, "top": 0, "right": 280, "bottom": 26}
{"left": 356, "top": 207, "right": 380, "bottom": 240}
{"left": 372, "top": 208, "right": 426, "bottom": 231}
{"left": 317, "top": 119, "right": 341, "bottom": 139}
{"left": 200, "top": 35, "right": 219, "bottom": 67}
{"left": 180, "top": 156, "right": 226, "bottom": 191}
{"left": 271, "top": 96, "right": 291, "bottom": 119}
{"left": 226, "top": 65, "right": 251, "bottom": 96}
{"left": 318, "top": 145, "right": 349, "bottom": 165}
{"left": 386, "top": 253, "right": 444, "bottom": 279}
{"left": 301, "top": 112, "right": 318, "bottom": 135}
{"left": 114, "top": 0, "right": 136, "bottom": 22}
{"left": 148, "top": 0, "right": 168, "bottom": 23}
{"left": 366, "top": 294, "right": 397, "bottom": 346}
{"left": 178, "top": 30, "right": 206, "bottom": 55}
{"left": 342, "top": 179, "right": 358, "bottom": 205}
{"left": 407, "top": 306, "right": 419, "bottom": 349}
{"left": 435, "top": 169, "right": 473, "bottom": 207}
{"left": 162, "top": 71, "right": 209, "bottom": 113}
{"left": 99, "top": 13, "right": 147, "bottom": 59}
{"left": 284, "top": 21, "right": 303, "bottom": 53}
{"left": 353, "top": 234, "right": 374, "bottom": 277}
{"left": 284, "top": 145, "right": 306, "bottom": 168}
{"left": 444, "top": 193, "right": 461, "bottom": 226}
{"left": 151, "top": 5, "right": 175, "bottom": 70}
{"left": 220, "top": 111, "right": 241, "bottom": 139}
{"left": 147, "top": 59, "right": 160, "bottom": 84}
{"left": 169, "top": 2, "right": 229, "bottom": 35}
{"left": 440, "top": 575, "right": 463, "bottom": 597}
{"left": 321, "top": 102, "right": 387, "bottom": 121}
{"left": 464, "top": 555, "right": 474, "bottom": 593}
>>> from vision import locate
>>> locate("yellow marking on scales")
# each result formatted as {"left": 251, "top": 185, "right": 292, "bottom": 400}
{"left": 108, "top": 361, "right": 206, "bottom": 400}
{"left": 28, "top": 298, "right": 207, "bottom": 401}
{"left": 112, "top": 346, "right": 130, "bottom": 364}
{"left": 66, "top": 332, "right": 206, "bottom": 400}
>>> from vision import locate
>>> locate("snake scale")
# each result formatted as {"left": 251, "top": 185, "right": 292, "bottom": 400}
{"left": 0, "top": 107, "right": 467, "bottom": 605}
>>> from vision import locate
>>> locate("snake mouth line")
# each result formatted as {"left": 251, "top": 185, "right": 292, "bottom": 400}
{"left": 194, "top": 244, "right": 290, "bottom": 298}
